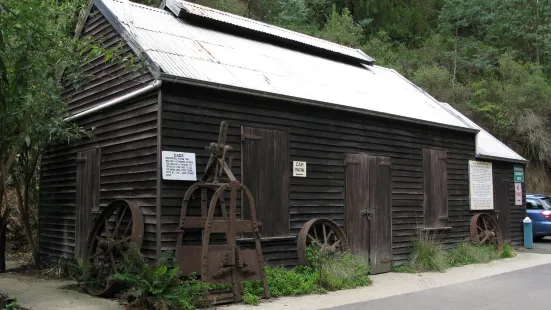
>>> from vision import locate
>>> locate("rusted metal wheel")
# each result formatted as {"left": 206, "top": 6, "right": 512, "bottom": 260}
{"left": 297, "top": 218, "right": 348, "bottom": 265}
{"left": 470, "top": 213, "right": 503, "bottom": 251}
{"left": 82, "top": 199, "right": 144, "bottom": 297}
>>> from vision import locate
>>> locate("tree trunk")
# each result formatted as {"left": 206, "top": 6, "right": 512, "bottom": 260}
{"left": 23, "top": 185, "right": 39, "bottom": 268}
{"left": 14, "top": 178, "right": 40, "bottom": 269}
{"left": 0, "top": 217, "right": 7, "bottom": 273}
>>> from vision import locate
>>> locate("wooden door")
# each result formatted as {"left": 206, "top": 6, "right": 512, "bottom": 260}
{"left": 495, "top": 178, "right": 510, "bottom": 243}
{"left": 241, "top": 127, "right": 290, "bottom": 237}
{"left": 368, "top": 156, "right": 393, "bottom": 274}
{"left": 345, "top": 153, "right": 370, "bottom": 258}
{"left": 345, "top": 153, "right": 392, "bottom": 274}
{"left": 75, "top": 148, "right": 100, "bottom": 258}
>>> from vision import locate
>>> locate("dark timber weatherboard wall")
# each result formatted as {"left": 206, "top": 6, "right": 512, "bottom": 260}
{"left": 38, "top": 2, "right": 526, "bottom": 265}
{"left": 159, "top": 84, "right": 479, "bottom": 266}
{"left": 38, "top": 5, "right": 157, "bottom": 259}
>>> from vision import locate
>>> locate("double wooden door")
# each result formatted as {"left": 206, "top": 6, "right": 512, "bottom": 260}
{"left": 344, "top": 153, "right": 392, "bottom": 274}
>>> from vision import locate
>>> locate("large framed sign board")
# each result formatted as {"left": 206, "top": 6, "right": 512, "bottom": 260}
{"left": 469, "top": 160, "right": 494, "bottom": 210}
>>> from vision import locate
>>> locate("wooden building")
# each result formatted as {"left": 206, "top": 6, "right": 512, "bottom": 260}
{"left": 38, "top": 0, "right": 528, "bottom": 272}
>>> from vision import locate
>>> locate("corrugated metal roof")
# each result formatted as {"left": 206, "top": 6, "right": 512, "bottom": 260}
{"left": 438, "top": 102, "right": 527, "bottom": 163}
{"left": 98, "top": 0, "right": 472, "bottom": 130}
{"left": 164, "top": 0, "right": 373, "bottom": 64}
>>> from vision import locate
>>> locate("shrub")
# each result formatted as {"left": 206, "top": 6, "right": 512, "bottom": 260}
{"left": 242, "top": 292, "right": 260, "bottom": 305}
{"left": 111, "top": 246, "right": 210, "bottom": 310}
{"left": 407, "top": 231, "right": 448, "bottom": 272}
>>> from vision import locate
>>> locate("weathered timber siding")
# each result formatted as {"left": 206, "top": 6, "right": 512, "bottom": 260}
{"left": 39, "top": 5, "right": 158, "bottom": 260}
{"left": 62, "top": 5, "right": 153, "bottom": 116}
{"left": 39, "top": 93, "right": 159, "bottom": 259}
{"left": 159, "top": 84, "right": 478, "bottom": 266}
{"left": 492, "top": 161, "right": 526, "bottom": 246}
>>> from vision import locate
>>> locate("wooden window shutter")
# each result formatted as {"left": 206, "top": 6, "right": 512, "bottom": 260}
{"left": 75, "top": 147, "right": 101, "bottom": 258}
{"left": 423, "top": 149, "right": 448, "bottom": 228}
{"left": 242, "top": 126, "right": 290, "bottom": 237}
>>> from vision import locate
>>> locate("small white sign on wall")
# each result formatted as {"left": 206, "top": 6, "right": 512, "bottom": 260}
{"left": 469, "top": 160, "right": 494, "bottom": 210}
{"left": 515, "top": 183, "right": 523, "bottom": 206}
{"left": 293, "top": 161, "right": 307, "bottom": 177}
{"left": 162, "top": 151, "right": 197, "bottom": 181}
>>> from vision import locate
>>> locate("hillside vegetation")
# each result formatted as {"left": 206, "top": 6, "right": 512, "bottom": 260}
{"left": 188, "top": 0, "right": 551, "bottom": 192}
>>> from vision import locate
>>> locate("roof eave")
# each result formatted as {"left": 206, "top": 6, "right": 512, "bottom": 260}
{"left": 159, "top": 73, "right": 479, "bottom": 134}
{"left": 93, "top": 0, "right": 162, "bottom": 79}
{"left": 475, "top": 154, "right": 529, "bottom": 165}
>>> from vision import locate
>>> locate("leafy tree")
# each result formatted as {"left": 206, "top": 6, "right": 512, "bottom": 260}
{"left": 0, "top": 0, "right": 126, "bottom": 270}
{"left": 319, "top": 6, "right": 363, "bottom": 47}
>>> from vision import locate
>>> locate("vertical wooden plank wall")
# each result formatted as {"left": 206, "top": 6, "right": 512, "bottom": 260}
{"left": 160, "top": 85, "right": 477, "bottom": 266}
{"left": 492, "top": 162, "right": 526, "bottom": 245}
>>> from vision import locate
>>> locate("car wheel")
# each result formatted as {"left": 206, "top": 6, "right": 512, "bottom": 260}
{"left": 534, "top": 236, "right": 544, "bottom": 241}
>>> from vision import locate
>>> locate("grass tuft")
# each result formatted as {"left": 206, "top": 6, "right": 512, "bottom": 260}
{"left": 500, "top": 243, "right": 516, "bottom": 258}
{"left": 408, "top": 231, "right": 448, "bottom": 272}
{"left": 391, "top": 265, "right": 417, "bottom": 273}
{"left": 396, "top": 232, "right": 518, "bottom": 274}
{"left": 447, "top": 242, "right": 499, "bottom": 267}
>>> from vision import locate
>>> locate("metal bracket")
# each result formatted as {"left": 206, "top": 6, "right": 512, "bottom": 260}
{"left": 360, "top": 208, "right": 374, "bottom": 220}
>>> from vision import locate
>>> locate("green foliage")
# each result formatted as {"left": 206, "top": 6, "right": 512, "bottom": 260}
{"left": 391, "top": 266, "right": 416, "bottom": 273}
{"left": 500, "top": 244, "right": 516, "bottom": 259}
{"left": 2, "top": 297, "right": 17, "bottom": 310}
{"left": 243, "top": 247, "right": 370, "bottom": 304}
{"left": 407, "top": 231, "right": 448, "bottom": 272}
{"left": 242, "top": 292, "right": 260, "bottom": 305}
{"left": 319, "top": 6, "right": 363, "bottom": 47}
{"left": 111, "top": 246, "right": 210, "bottom": 310}
{"left": 400, "top": 235, "right": 516, "bottom": 273}
{"left": 446, "top": 242, "right": 499, "bottom": 267}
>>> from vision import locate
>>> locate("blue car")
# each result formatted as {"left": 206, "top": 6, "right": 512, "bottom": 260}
{"left": 526, "top": 194, "right": 551, "bottom": 240}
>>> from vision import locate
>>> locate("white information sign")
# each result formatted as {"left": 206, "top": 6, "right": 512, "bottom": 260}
{"left": 293, "top": 161, "right": 307, "bottom": 177}
{"left": 469, "top": 160, "right": 494, "bottom": 210}
{"left": 162, "top": 151, "right": 197, "bottom": 181}
{"left": 515, "top": 183, "right": 523, "bottom": 206}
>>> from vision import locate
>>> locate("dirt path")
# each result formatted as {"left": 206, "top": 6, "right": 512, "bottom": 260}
{"left": 0, "top": 272, "right": 121, "bottom": 310}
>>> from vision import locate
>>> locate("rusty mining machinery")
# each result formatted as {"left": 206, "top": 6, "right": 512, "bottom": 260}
{"left": 175, "top": 121, "right": 270, "bottom": 304}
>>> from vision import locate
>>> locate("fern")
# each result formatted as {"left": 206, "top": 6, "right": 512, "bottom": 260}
{"left": 111, "top": 245, "right": 209, "bottom": 309}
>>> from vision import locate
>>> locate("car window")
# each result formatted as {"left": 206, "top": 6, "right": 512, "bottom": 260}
{"left": 527, "top": 199, "right": 544, "bottom": 210}
{"left": 541, "top": 198, "right": 551, "bottom": 209}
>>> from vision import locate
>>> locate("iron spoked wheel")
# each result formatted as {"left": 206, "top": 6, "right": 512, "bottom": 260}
{"left": 82, "top": 199, "right": 144, "bottom": 297}
{"left": 470, "top": 213, "right": 503, "bottom": 251}
{"left": 297, "top": 218, "right": 348, "bottom": 265}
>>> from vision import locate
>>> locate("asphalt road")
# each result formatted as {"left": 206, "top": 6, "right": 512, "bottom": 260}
{"left": 530, "top": 237, "right": 551, "bottom": 254}
{"left": 326, "top": 262, "right": 551, "bottom": 310}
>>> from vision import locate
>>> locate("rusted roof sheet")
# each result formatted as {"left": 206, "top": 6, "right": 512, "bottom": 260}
{"left": 164, "top": 0, "right": 373, "bottom": 64}
{"left": 98, "top": 0, "right": 472, "bottom": 130}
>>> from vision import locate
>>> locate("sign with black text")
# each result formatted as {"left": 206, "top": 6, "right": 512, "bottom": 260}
{"left": 293, "top": 161, "right": 307, "bottom": 177}
{"left": 162, "top": 151, "right": 197, "bottom": 181}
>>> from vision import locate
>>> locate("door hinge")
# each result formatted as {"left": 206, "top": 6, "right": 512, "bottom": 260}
{"left": 345, "top": 160, "right": 359, "bottom": 165}
{"left": 381, "top": 259, "right": 393, "bottom": 264}
{"left": 378, "top": 162, "right": 391, "bottom": 166}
